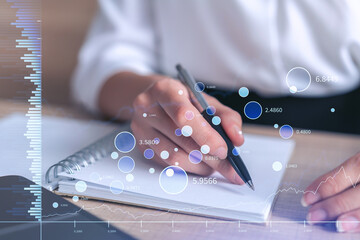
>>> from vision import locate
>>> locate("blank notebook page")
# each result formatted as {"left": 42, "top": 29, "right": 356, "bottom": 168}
{"left": 59, "top": 133, "right": 295, "bottom": 221}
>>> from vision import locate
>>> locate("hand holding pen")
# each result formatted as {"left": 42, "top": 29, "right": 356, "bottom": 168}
{"left": 130, "top": 67, "right": 247, "bottom": 185}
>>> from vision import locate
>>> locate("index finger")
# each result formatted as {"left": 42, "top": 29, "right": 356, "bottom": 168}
{"left": 301, "top": 152, "right": 360, "bottom": 207}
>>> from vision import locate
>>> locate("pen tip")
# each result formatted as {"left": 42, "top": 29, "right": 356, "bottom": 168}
{"left": 247, "top": 180, "right": 255, "bottom": 191}
{"left": 175, "top": 64, "right": 182, "bottom": 71}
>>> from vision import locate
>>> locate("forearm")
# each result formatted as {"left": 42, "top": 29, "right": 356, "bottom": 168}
{"left": 98, "top": 71, "right": 163, "bottom": 121}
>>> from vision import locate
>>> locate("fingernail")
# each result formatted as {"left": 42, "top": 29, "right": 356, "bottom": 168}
{"left": 234, "top": 125, "right": 243, "bottom": 138}
{"left": 214, "top": 146, "right": 227, "bottom": 159}
{"left": 233, "top": 174, "right": 244, "bottom": 185}
{"left": 337, "top": 216, "right": 359, "bottom": 233}
{"left": 306, "top": 209, "right": 327, "bottom": 224}
{"left": 301, "top": 192, "right": 320, "bottom": 207}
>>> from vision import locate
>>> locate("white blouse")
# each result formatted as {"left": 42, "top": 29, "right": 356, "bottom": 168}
{"left": 72, "top": 0, "right": 360, "bottom": 113}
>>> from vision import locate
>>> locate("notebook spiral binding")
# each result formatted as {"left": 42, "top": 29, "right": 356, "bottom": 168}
{"left": 45, "top": 131, "right": 117, "bottom": 191}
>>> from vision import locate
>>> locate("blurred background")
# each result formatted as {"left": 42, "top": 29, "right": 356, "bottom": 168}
{"left": 0, "top": 0, "right": 97, "bottom": 106}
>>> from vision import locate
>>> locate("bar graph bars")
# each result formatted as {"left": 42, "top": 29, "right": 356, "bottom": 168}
{"left": 8, "top": 0, "right": 42, "bottom": 221}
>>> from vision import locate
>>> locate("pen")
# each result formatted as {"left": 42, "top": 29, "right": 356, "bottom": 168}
{"left": 176, "top": 64, "right": 255, "bottom": 191}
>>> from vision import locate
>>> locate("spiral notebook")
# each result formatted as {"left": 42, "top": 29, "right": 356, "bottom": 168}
{"left": 44, "top": 125, "right": 295, "bottom": 222}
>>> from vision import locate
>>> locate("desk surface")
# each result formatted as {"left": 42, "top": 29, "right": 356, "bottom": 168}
{"left": 1, "top": 100, "right": 360, "bottom": 240}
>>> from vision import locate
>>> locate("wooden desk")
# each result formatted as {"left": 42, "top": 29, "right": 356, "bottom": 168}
{"left": 1, "top": 100, "right": 360, "bottom": 240}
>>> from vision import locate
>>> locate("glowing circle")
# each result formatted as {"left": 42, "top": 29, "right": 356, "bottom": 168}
{"left": 289, "top": 86, "right": 298, "bottom": 94}
{"left": 114, "top": 131, "right": 136, "bottom": 153}
{"left": 149, "top": 168, "right": 155, "bottom": 174}
{"left": 110, "top": 180, "right": 124, "bottom": 194}
{"left": 75, "top": 181, "right": 87, "bottom": 193}
{"left": 200, "top": 145, "right": 210, "bottom": 154}
{"left": 160, "top": 150, "right": 169, "bottom": 160}
{"left": 244, "top": 101, "right": 262, "bottom": 120}
{"left": 178, "top": 90, "right": 184, "bottom": 95}
{"left": 232, "top": 147, "right": 239, "bottom": 156}
{"left": 174, "top": 148, "right": 179, "bottom": 152}
{"left": 72, "top": 196, "right": 79, "bottom": 202}
{"left": 272, "top": 161, "right": 283, "bottom": 172}
{"left": 175, "top": 128, "right": 182, "bottom": 136}
{"left": 238, "top": 87, "right": 249, "bottom": 98}
{"left": 274, "top": 124, "right": 279, "bottom": 129}
{"left": 189, "top": 150, "right": 203, "bottom": 164}
{"left": 286, "top": 67, "right": 311, "bottom": 93}
{"left": 111, "top": 151, "right": 119, "bottom": 160}
{"left": 126, "top": 174, "right": 134, "bottom": 182}
{"left": 154, "top": 138, "right": 160, "bottom": 144}
{"left": 212, "top": 116, "right": 221, "bottom": 125}
{"left": 206, "top": 106, "right": 216, "bottom": 116}
{"left": 118, "top": 156, "right": 135, "bottom": 173}
{"left": 143, "top": 113, "right": 147, "bottom": 118}
{"left": 166, "top": 168, "right": 174, "bottom": 177}
{"left": 279, "top": 125, "right": 293, "bottom": 139}
{"left": 52, "top": 202, "right": 58, "bottom": 208}
{"left": 331, "top": 108, "right": 335, "bottom": 113}
{"left": 159, "top": 166, "right": 188, "bottom": 194}
{"left": 181, "top": 125, "right": 193, "bottom": 137}
{"left": 144, "top": 148, "right": 154, "bottom": 159}
{"left": 185, "top": 110, "right": 195, "bottom": 120}
{"left": 194, "top": 82, "right": 205, "bottom": 92}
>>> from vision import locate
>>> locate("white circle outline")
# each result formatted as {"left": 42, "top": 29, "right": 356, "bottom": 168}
{"left": 110, "top": 180, "right": 124, "bottom": 194}
{"left": 188, "top": 150, "right": 203, "bottom": 164}
{"left": 159, "top": 166, "right": 188, "bottom": 195}
{"left": 279, "top": 125, "right": 294, "bottom": 139}
{"left": 286, "top": 67, "right": 312, "bottom": 93}
{"left": 160, "top": 150, "right": 170, "bottom": 160}
{"left": 272, "top": 161, "right": 283, "bottom": 172}
{"left": 194, "top": 82, "right": 205, "bottom": 92}
{"left": 114, "top": 131, "right": 136, "bottom": 153}
{"left": 244, "top": 101, "right": 263, "bottom": 120}
{"left": 238, "top": 87, "right": 249, "bottom": 98}
{"left": 118, "top": 156, "right": 135, "bottom": 173}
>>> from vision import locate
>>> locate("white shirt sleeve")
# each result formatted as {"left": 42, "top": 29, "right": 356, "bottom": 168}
{"left": 71, "top": 0, "right": 158, "bottom": 113}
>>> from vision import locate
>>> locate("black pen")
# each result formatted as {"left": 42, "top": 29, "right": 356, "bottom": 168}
{"left": 176, "top": 64, "right": 255, "bottom": 191}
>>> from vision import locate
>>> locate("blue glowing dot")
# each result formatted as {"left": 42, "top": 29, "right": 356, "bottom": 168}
{"left": 175, "top": 128, "right": 182, "bottom": 136}
{"left": 154, "top": 138, "right": 160, "bottom": 145}
{"left": 118, "top": 156, "right": 135, "bottom": 173}
{"left": 232, "top": 147, "right": 239, "bottom": 156}
{"left": 144, "top": 148, "right": 154, "bottom": 159}
{"left": 206, "top": 106, "right": 216, "bottom": 116}
{"left": 244, "top": 101, "right": 262, "bottom": 120}
{"left": 72, "top": 196, "right": 79, "bottom": 202}
{"left": 52, "top": 202, "right": 58, "bottom": 208}
{"left": 331, "top": 108, "right": 335, "bottom": 113}
{"left": 159, "top": 166, "right": 188, "bottom": 194}
{"left": 279, "top": 125, "right": 293, "bottom": 139}
{"left": 194, "top": 82, "right": 205, "bottom": 92}
{"left": 111, "top": 152, "right": 119, "bottom": 160}
{"left": 212, "top": 116, "right": 221, "bottom": 125}
{"left": 238, "top": 87, "right": 249, "bottom": 98}
{"left": 114, "top": 131, "right": 136, "bottom": 153}
{"left": 274, "top": 124, "right": 279, "bottom": 129}
{"left": 189, "top": 150, "right": 203, "bottom": 164}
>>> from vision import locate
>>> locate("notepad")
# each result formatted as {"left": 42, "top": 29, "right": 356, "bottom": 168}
{"left": 54, "top": 127, "right": 295, "bottom": 222}
{"left": 0, "top": 113, "right": 295, "bottom": 222}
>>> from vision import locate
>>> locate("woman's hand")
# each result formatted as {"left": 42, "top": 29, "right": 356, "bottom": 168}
{"left": 130, "top": 77, "right": 245, "bottom": 184}
{"left": 301, "top": 152, "right": 360, "bottom": 232}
